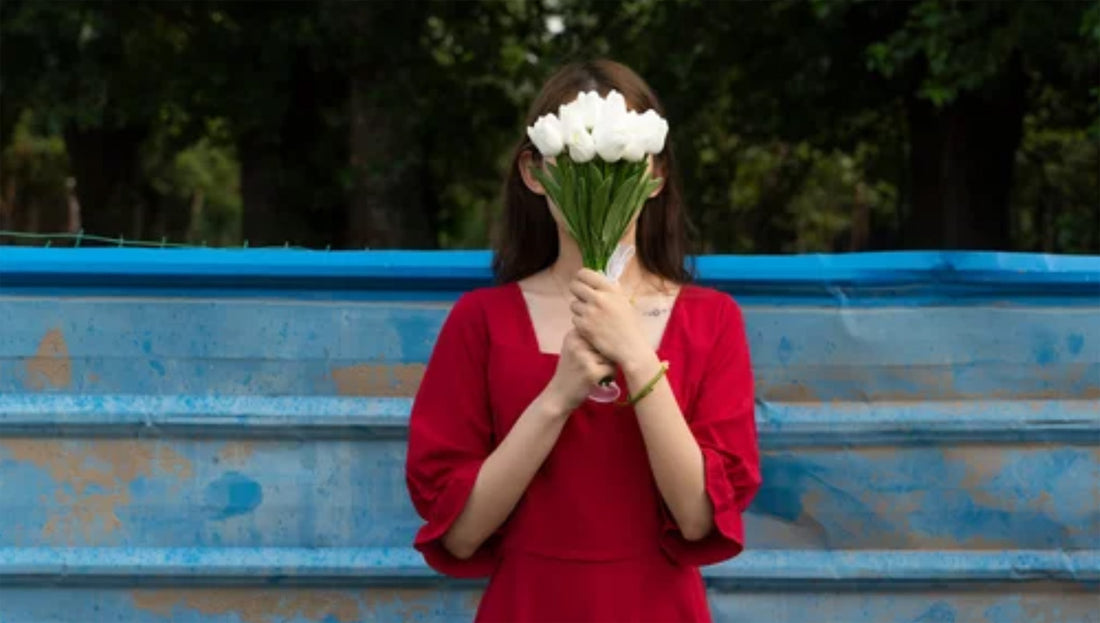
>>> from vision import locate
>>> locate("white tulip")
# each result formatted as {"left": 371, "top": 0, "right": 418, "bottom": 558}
{"left": 592, "top": 116, "right": 629, "bottom": 162}
{"left": 559, "top": 90, "right": 603, "bottom": 131}
{"left": 562, "top": 114, "right": 596, "bottom": 162}
{"left": 535, "top": 90, "right": 669, "bottom": 164}
{"left": 620, "top": 112, "right": 649, "bottom": 162}
{"left": 558, "top": 102, "right": 583, "bottom": 137}
{"left": 526, "top": 113, "right": 564, "bottom": 157}
{"left": 638, "top": 109, "right": 669, "bottom": 154}
{"left": 600, "top": 90, "right": 629, "bottom": 124}
{"left": 592, "top": 96, "right": 632, "bottom": 162}
{"left": 581, "top": 91, "right": 606, "bottom": 129}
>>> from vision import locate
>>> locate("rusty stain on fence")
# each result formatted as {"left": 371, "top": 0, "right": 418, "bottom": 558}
{"left": 760, "top": 380, "right": 821, "bottom": 402}
{"left": 756, "top": 362, "right": 1099, "bottom": 402}
{"left": 0, "top": 440, "right": 193, "bottom": 542}
{"left": 131, "top": 589, "right": 361, "bottom": 623}
{"left": 42, "top": 488, "right": 127, "bottom": 540}
{"left": 360, "top": 588, "right": 436, "bottom": 619}
{"left": 331, "top": 363, "right": 425, "bottom": 397}
{"left": 24, "top": 328, "right": 71, "bottom": 390}
{"left": 130, "top": 588, "right": 446, "bottom": 622}
{"left": 954, "top": 447, "right": 1012, "bottom": 493}
{"left": 216, "top": 441, "right": 257, "bottom": 464}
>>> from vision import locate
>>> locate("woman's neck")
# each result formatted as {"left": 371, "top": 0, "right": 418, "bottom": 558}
{"left": 550, "top": 226, "right": 647, "bottom": 293}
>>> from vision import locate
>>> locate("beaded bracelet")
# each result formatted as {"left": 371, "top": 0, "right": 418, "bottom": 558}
{"left": 617, "top": 361, "right": 669, "bottom": 407}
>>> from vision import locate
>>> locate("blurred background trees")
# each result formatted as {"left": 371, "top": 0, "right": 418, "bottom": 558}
{"left": 1, "top": 0, "right": 1096, "bottom": 252}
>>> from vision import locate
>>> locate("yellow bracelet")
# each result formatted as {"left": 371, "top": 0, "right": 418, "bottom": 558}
{"left": 618, "top": 361, "right": 669, "bottom": 407}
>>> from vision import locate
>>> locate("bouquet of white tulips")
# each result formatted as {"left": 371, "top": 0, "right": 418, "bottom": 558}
{"left": 526, "top": 90, "right": 669, "bottom": 282}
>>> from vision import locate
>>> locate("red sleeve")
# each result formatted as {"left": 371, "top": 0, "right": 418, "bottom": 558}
{"left": 405, "top": 290, "right": 499, "bottom": 578}
{"left": 661, "top": 293, "right": 761, "bottom": 567}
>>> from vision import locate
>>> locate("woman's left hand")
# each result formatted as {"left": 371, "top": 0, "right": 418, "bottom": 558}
{"left": 568, "top": 268, "right": 654, "bottom": 369}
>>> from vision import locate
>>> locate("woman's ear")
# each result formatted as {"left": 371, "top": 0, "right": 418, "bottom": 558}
{"left": 518, "top": 150, "right": 546, "bottom": 196}
{"left": 648, "top": 156, "right": 667, "bottom": 198}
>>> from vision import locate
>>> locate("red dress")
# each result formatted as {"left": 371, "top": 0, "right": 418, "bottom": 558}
{"left": 405, "top": 282, "right": 761, "bottom": 622}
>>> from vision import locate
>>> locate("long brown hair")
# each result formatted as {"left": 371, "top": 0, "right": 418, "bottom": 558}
{"left": 491, "top": 59, "right": 694, "bottom": 285}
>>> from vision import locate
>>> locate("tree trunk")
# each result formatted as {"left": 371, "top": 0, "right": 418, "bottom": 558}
{"left": 240, "top": 49, "right": 345, "bottom": 248}
{"left": 238, "top": 133, "right": 284, "bottom": 246}
{"left": 62, "top": 124, "right": 148, "bottom": 240}
{"left": 849, "top": 182, "right": 870, "bottom": 251}
{"left": 1, "top": 172, "right": 16, "bottom": 232}
{"left": 66, "top": 178, "right": 82, "bottom": 233}
{"left": 187, "top": 188, "right": 205, "bottom": 244}
{"left": 337, "top": 0, "right": 436, "bottom": 250}
{"left": 903, "top": 54, "right": 1028, "bottom": 250}
{"left": 345, "top": 67, "right": 436, "bottom": 249}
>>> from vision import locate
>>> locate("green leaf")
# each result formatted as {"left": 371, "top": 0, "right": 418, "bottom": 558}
{"left": 600, "top": 171, "right": 639, "bottom": 248}
{"left": 590, "top": 161, "right": 605, "bottom": 191}
{"left": 592, "top": 173, "right": 614, "bottom": 243}
{"left": 531, "top": 166, "right": 561, "bottom": 204}
{"left": 576, "top": 167, "right": 590, "bottom": 248}
{"left": 535, "top": 159, "right": 584, "bottom": 241}
{"left": 584, "top": 164, "right": 604, "bottom": 250}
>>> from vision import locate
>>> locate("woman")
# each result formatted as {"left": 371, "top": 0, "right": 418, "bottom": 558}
{"left": 405, "top": 59, "right": 761, "bottom": 622}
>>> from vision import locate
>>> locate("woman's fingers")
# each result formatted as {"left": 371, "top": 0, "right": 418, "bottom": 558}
{"left": 564, "top": 331, "right": 614, "bottom": 384}
{"left": 584, "top": 354, "right": 615, "bottom": 382}
{"left": 578, "top": 334, "right": 613, "bottom": 367}
{"left": 567, "top": 328, "right": 598, "bottom": 355}
{"left": 568, "top": 278, "right": 598, "bottom": 303}
{"left": 575, "top": 268, "right": 612, "bottom": 291}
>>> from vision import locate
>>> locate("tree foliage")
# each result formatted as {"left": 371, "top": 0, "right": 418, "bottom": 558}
{"left": 1, "top": 0, "right": 1095, "bottom": 252}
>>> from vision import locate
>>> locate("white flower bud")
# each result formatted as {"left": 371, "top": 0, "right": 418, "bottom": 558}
{"left": 638, "top": 109, "right": 669, "bottom": 154}
{"left": 526, "top": 113, "right": 564, "bottom": 157}
{"left": 620, "top": 112, "right": 648, "bottom": 162}
{"left": 562, "top": 114, "right": 596, "bottom": 162}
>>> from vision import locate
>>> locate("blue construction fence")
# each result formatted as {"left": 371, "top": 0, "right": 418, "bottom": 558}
{"left": 0, "top": 247, "right": 1097, "bottom": 623}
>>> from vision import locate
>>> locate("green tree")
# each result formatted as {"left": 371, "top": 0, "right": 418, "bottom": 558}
{"left": 2, "top": 0, "right": 1094, "bottom": 252}
{"left": 860, "top": 0, "right": 1097, "bottom": 249}
{"left": 1, "top": 0, "right": 195, "bottom": 239}
{"left": 543, "top": 0, "right": 1097, "bottom": 251}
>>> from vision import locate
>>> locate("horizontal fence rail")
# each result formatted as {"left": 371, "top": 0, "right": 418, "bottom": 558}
{"left": 2, "top": 247, "right": 1098, "bottom": 302}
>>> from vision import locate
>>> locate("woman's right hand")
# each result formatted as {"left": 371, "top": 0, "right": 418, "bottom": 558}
{"left": 543, "top": 330, "right": 617, "bottom": 414}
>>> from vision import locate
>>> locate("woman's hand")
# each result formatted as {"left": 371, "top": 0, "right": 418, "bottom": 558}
{"left": 568, "top": 269, "right": 654, "bottom": 370}
{"left": 543, "top": 329, "right": 617, "bottom": 414}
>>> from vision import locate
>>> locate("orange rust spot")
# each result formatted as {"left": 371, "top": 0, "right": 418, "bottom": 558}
{"left": 360, "top": 588, "right": 435, "bottom": 619}
{"left": 757, "top": 380, "right": 820, "bottom": 402}
{"left": 24, "top": 328, "right": 71, "bottom": 390}
{"left": 924, "top": 534, "right": 1019, "bottom": 550}
{"left": 331, "top": 363, "right": 425, "bottom": 397}
{"left": 41, "top": 516, "right": 59, "bottom": 539}
{"left": 217, "top": 441, "right": 257, "bottom": 464}
{"left": 951, "top": 446, "right": 1013, "bottom": 493}
{"left": 869, "top": 490, "right": 925, "bottom": 530}
{"left": 131, "top": 589, "right": 363, "bottom": 623}
{"left": 0, "top": 440, "right": 193, "bottom": 543}
{"left": 47, "top": 488, "right": 125, "bottom": 541}
{"left": 758, "top": 362, "right": 1100, "bottom": 403}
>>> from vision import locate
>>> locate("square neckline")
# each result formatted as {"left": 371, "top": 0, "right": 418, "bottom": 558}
{"left": 509, "top": 280, "right": 688, "bottom": 360}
